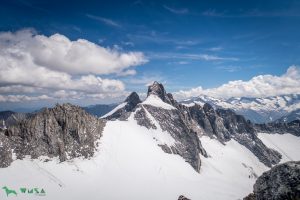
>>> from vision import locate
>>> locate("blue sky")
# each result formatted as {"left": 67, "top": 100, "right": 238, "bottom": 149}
{"left": 0, "top": 0, "right": 300, "bottom": 110}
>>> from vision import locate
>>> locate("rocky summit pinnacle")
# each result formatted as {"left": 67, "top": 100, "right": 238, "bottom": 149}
{"left": 125, "top": 92, "right": 141, "bottom": 110}
{"left": 147, "top": 81, "right": 176, "bottom": 106}
{"left": 105, "top": 92, "right": 142, "bottom": 120}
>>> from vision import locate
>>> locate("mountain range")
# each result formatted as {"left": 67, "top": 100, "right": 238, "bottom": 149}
{"left": 0, "top": 82, "right": 299, "bottom": 200}
{"left": 181, "top": 94, "right": 300, "bottom": 123}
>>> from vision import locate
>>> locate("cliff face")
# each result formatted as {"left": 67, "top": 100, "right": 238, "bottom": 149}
{"left": 244, "top": 161, "right": 300, "bottom": 200}
{"left": 0, "top": 103, "right": 106, "bottom": 167}
{"left": 255, "top": 120, "right": 300, "bottom": 137}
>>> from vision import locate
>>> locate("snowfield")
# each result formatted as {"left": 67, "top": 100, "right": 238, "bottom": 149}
{"left": 142, "top": 94, "right": 176, "bottom": 110}
{"left": 258, "top": 132, "right": 300, "bottom": 162}
{"left": 0, "top": 113, "right": 299, "bottom": 200}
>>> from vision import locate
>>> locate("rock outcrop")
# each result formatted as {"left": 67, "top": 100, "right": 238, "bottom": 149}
{"left": 0, "top": 103, "right": 106, "bottom": 167}
{"left": 244, "top": 161, "right": 300, "bottom": 200}
{"left": 255, "top": 120, "right": 300, "bottom": 137}
{"left": 178, "top": 195, "right": 191, "bottom": 200}
{"left": 187, "top": 104, "right": 281, "bottom": 167}
{"left": 105, "top": 92, "right": 141, "bottom": 120}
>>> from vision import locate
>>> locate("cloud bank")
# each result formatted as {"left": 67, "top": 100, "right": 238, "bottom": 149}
{"left": 0, "top": 29, "right": 147, "bottom": 102}
{"left": 174, "top": 66, "right": 300, "bottom": 100}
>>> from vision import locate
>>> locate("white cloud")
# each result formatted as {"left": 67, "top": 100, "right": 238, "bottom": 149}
{"left": 0, "top": 94, "right": 51, "bottom": 102}
{"left": 149, "top": 52, "right": 238, "bottom": 61}
{"left": 86, "top": 14, "right": 121, "bottom": 28}
{"left": 0, "top": 29, "right": 147, "bottom": 75}
{"left": 163, "top": 5, "right": 189, "bottom": 14}
{"left": 0, "top": 29, "right": 148, "bottom": 102}
{"left": 116, "top": 69, "right": 137, "bottom": 76}
{"left": 174, "top": 66, "right": 300, "bottom": 100}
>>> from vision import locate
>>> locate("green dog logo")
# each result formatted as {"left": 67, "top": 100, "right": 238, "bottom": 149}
{"left": 2, "top": 186, "right": 17, "bottom": 197}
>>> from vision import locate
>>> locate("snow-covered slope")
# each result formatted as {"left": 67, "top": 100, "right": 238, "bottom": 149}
{"left": 141, "top": 94, "right": 176, "bottom": 110}
{"left": 182, "top": 94, "right": 300, "bottom": 123}
{"left": 258, "top": 133, "right": 300, "bottom": 162}
{"left": 101, "top": 102, "right": 127, "bottom": 118}
{"left": 1, "top": 111, "right": 300, "bottom": 200}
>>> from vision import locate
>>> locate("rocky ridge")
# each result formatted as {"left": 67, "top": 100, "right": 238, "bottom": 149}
{"left": 0, "top": 103, "right": 106, "bottom": 167}
{"left": 104, "top": 81, "right": 282, "bottom": 170}
{"left": 182, "top": 94, "right": 300, "bottom": 123}
{"left": 244, "top": 161, "right": 300, "bottom": 200}
{"left": 255, "top": 120, "right": 300, "bottom": 137}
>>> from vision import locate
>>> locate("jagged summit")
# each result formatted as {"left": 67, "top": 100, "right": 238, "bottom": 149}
{"left": 147, "top": 81, "right": 166, "bottom": 98}
{"left": 0, "top": 103, "right": 106, "bottom": 167}
{"left": 147, "top": 81, "right": 177, "bottom": 106}
{"left": 125, "top": 92, "right": 141, "bottom": 105}
{"left": 103, "top": 92, "right": 141, "bottom": 120}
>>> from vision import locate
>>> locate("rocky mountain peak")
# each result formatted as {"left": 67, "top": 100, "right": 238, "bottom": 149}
{"left": 147, "top": 81, "right": 176, "bottom": 106}
{"left": 124, "top": 92, "right": 142, "bottom": 112}
{"left": 104, "top": 92, "right": 141, "bottom": 120}
{"left": 147, "top": 81, "right": 167, "bottom": 99}
{"left": 125, "top": 92, "right": 141, "bottom": 105}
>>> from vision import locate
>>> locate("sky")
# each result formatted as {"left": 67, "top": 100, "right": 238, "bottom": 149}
{"left": 0, "top": 0, "right": 300, "bottom": 111}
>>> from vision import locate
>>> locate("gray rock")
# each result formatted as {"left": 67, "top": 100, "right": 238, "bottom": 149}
{"left": 0, "top": 103, "right": 106, "bottom": 167}
{"left": 178, "top": 195, "right": 191, "bottom": 200}
{"left": 147, "top": 81, "right": 174, "bottom": 105}
{"left": 0, "top": 131, "right": 13, "bottom": 167}
{"left": 105, "top": 92, "right": 141, "bottom": 120}
{"left": 137, "top": 104, "right": 207, "bottom": 172}
{"left": 255, "top": 120, "right": 300, "bottom": 137}
{"left": 244, "top": 161, "right": 300, "bottom": 200}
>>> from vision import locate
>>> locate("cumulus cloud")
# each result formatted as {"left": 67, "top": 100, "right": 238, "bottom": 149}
{"left": 0, "top": 29, "right": 147, "bottom": 102}
{"left": 174, "top": 66, "right": 300, "bottom": 100}
{"left": 0, "top": 29, "right": 147, "bottom": 75}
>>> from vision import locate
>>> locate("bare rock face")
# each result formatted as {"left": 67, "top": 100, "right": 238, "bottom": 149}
{"left": 0, "top": 131, "right": 13, "bottom": 167}
{"left": 244, "top": 161, "right": 300, "bottom": 200}
{"left": 106, "top": 92, "right": 141, "bottom": 120}
{"left": 189, "top": 103, "right": 281, "bottom": 167}
{"left": 178, "top": 195, "right": 191, "bottom": 200}
{"left": 0, "top": 103, "right": 106, "bottom": 167}
{"left": 255, "top": 120, "right": 300, "bottom": 137}
{"left": 135, "top": 104, "right": 207, "bottom": 172}
{"left": 216, "top": 109, "right": 281, "bottom": 167}
{"left": 147, "top": 81, "right": 175, "bottom": 105}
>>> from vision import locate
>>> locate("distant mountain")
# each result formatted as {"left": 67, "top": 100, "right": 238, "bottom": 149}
{"left": 275, "top": 108, "right": 300, "bottom": 123}
{"left": 0, "top": 111, "right": 15, "bottom": 121}
{"left": 0, "top": 110, "right": 30, "bottom": 128}
{"left": 181, "top": 94, "right": 300, "bottom": 123}
{"left": 82, "top": 104, "right": 117, "bottom": 117}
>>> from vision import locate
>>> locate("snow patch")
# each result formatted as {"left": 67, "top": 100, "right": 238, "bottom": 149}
{"left": 101, "top": 102, "right": 127, "bottom": 118}
{"left": 142, "top": 95, "right": 176, "bottom": 110}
